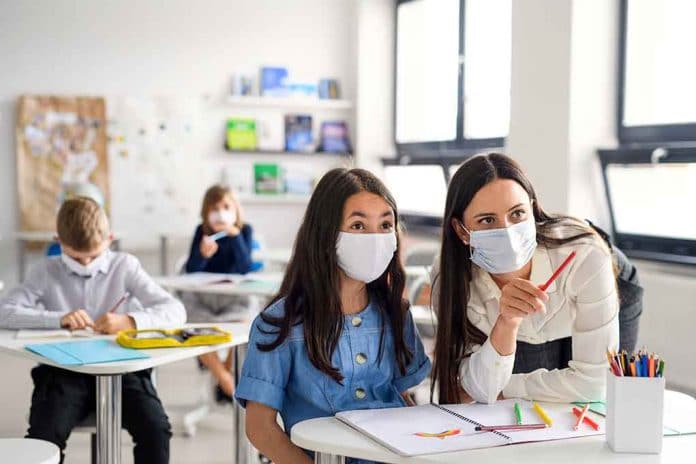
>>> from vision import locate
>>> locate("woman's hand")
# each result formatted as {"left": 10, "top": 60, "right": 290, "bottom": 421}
{"left": 199, "top": 236, "right": 219, "bottom": 258}
{"left": 490, "top": 279, "right": 548, "bottom": 356}
{"left": 499, "top": 278, "right": 548, "bottom": 326}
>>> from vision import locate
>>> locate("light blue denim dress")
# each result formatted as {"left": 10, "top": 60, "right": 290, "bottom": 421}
{"left": 235, "top": 295, "right": 431, "bottom": 464}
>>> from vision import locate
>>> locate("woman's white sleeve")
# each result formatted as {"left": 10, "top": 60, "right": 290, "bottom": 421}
{"left": 460, "top": 338, "right": 515, "bottom": 404}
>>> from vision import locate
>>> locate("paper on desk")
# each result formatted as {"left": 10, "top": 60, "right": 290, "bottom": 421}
{"left": 26, "top": 339, "right": 149, "bottom": 365}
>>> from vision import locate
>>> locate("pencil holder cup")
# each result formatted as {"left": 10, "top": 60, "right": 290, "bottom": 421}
{"left": 606, "top": 370, "right": 665, "bottom": 453}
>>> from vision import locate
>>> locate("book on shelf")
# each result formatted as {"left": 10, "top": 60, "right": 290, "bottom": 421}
{"left": 319, "top": 120, "right": 351, "bottom": 154}
{"left": 284, "top": 114, "right": 313, "bottom": 153}
{"left": 226, "top": 118, "right": 257, "bottom": 150}
{"left": 254, "top": 163, "right": 284, "bottom": 194}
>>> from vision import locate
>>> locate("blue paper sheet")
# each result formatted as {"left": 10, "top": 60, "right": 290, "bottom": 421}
{"left": 26, "top": 339, "right": 149, "bottom": 365}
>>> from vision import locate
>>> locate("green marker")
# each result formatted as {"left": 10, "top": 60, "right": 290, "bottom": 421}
{"left": 514, "top": 402, "right": 523, "bottom": 425}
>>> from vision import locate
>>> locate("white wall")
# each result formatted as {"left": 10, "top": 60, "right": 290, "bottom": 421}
{"left": 0, "top": 0, "right": 358, "bottom": 283}
{"left": 508, "top": 0, "right": 695, "bottom": 394}
{"left": 358, "top": 0, "right": 696, "bottom": 394}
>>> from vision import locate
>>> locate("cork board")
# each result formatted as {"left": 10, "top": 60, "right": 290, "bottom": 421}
{"left": 16, "top": 95, "right": 109, "bottom": 231}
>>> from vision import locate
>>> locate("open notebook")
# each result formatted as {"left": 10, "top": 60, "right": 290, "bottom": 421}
{"left": 336, "top": 399, "right": 604, "bottom": 457}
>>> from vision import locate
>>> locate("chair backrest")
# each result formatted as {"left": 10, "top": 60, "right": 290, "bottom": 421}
{"left": 586, "top": 221, "right": 644, "bottom": 353}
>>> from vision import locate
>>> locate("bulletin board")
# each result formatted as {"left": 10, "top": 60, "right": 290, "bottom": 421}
{"left": 16, "top": 95, "right": 109, "bottom": 231}
{"left": 107, "top": 96, "right": 205, "bottom": 248}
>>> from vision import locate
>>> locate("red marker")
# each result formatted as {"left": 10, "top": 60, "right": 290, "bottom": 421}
{"left": 539, "top": 251, "right": 576, "bottom": 291}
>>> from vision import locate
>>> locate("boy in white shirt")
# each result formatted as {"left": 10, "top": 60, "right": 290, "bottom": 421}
{"left": 0, "top": 197, "right": 186, "bottom": 464}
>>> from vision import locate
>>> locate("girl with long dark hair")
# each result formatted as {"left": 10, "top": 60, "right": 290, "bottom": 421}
{"left": 432, "top": 153, "right": 619, "bottom": 405}
{"left": 236, "top": 168, "right": 431, "bottom": 464}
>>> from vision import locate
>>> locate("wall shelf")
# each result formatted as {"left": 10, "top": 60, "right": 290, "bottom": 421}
{"left": 224, "top": 148, "right": 352, "bottom": 158}
{"left": 237, "top": 193, "right": 311, "bottom": 205}
{"left": 225, "top": 95, "right": 353, "bottom": 111}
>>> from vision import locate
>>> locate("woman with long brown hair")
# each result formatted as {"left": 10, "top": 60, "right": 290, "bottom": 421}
{"left": 432, "top": 153, "right": 619, "bottom": 405}
{"left": 236, "top": 168, "right": 430, "bottom": 464}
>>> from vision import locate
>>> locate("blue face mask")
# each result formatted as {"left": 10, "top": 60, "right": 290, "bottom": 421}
{"left": 464, "top": 218, "right": 537, "bottom": 274}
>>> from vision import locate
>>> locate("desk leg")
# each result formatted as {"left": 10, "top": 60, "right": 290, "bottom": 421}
{"left": 96, "top": 374, "right": 122, "bottom": 464}
{"left": 18, "top": 240, "right": 26, "bottom": 282}
{"left": 234, "top": 343, "right": 255, "bottom": 464}
{"left": 315, "top": 453, "right": 346, "bottom": 464}
{"left": 159, "top": 236, "right": 168, "bottom": 275}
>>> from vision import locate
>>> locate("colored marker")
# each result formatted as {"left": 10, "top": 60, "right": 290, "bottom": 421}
{"left": 573, "top": 404, "right": 590, "bottom": 431}
{"left": 539, "top": 251, "right": 576, "bottom": 291}
{"left": 571, "top": 407, "right": 600, "bottom": 431}
{"left": 514, "top": 402, "right": 523, "bottom": 425}
{"left": 532, "top": 402, "right": 553, "bottom": 427}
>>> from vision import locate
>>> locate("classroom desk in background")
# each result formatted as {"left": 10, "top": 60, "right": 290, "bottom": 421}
{"left": 0, "top": 323, "right": 253, "bottom": 464}
{"left": 153, "top": 272, "right": 284, "bottom": 298}
{"left": 15, "top": 231, "right": 123, "bottom": 281}
{"left": 157, "top": 232, "right": 293, "bottom": 275}
{"left": 291, "top": 390, "right": 696, "bottom": 464}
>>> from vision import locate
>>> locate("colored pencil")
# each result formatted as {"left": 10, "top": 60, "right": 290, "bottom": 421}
{"left": 107, "top": 292, "right": 130, "bottom": 313}
{"left": 475, "top": 424, "right": 548, "bottom": 432}
{"left": 514, "top": 402, "right": 523, "bottom": 425}
{"left": 532, "top": 402, "right": 553, "bottom": 427}
{"left": 572, "top": 407, "right": 600, "bottom": 431}
{"left": 573, "top": 404, "right": 590, "bottom": 431}
{"left": 539, "top": 251, "right": 576, "bottom": 291}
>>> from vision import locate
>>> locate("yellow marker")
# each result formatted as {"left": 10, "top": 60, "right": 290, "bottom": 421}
{"left": 532, "top": 402, "right": 553, "bottom": 427}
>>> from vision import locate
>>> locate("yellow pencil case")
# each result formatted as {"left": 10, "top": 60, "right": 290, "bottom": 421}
{"left": 116, "top": 326, "right": 232, "bottom": 349}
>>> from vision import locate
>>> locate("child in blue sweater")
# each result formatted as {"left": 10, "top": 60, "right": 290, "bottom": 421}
{"left": 183, "top": 185, "right": 256, "bottom": 400}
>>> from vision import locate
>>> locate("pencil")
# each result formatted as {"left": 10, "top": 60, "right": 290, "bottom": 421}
{"left": 208, "top": 230, "right": 228, "bottom": 241}
{"left": 539, "top": 251, "right": 576, "bottom": 291}
{"left": 573, "top": 404, "right": 590, "bottom": 431}
{"left": 571, "top": 407, "right": 600, "bottom": 431}
{"left": 514, "top": 402, "right": 523, "bottom": 425}
{"left": 533, "top": 402, "right": 553, "bottom": 427}
{"left": 476, "top": 423, "right": 547, "bottom": 432}
{"left": 630, "top": 360, "right": 636, "bottom": 377}
{"left": 107, "top": 292, "right": 130, "bottom": 313}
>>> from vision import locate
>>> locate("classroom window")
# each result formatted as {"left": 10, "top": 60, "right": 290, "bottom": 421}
{"left": 598, "top": 148, "right": 696, "bottom": 265}
{"left": 394, "top": 0, "right": 511, "bottom": 156}
{"left": 619, "top": 0, "right": 696, "bottom": 143}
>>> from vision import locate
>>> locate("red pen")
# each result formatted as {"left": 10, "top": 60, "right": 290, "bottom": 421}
{"left": 539, "top": 251, "right": 577, "bottom": 291}
{"left": 572, "top": 407, "right": 600, "bottom": 431}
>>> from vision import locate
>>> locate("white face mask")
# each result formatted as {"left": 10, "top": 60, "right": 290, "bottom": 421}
{"left": 61, "top": 251, "right": 108, "bottom": 277}
{"left": 336, "top": 232, "right": 397, "bottom": 283}
{"left": 208, "top": 209, "right": 236, "bottom": 226}
{"left": 466, "top": 218, "right": 537, "bottom": 274}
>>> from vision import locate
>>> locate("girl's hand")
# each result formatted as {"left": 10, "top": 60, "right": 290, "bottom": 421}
{"left": 200, "top": 236, "right": 219, "bottom": 258}
{"left": 60, "top": 309, "right": 94, "bottom": 330}
{"left": 94, "top": 313, "right": 135, "bottom": 334}
{"left": 498, "top": 278, "right": 548, "bottom": 326}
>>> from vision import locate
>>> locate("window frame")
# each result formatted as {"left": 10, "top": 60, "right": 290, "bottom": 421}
{"left": 617, "top": 0, "right": 696, "bottom": 145}
{"left": 597, "top": 147, "right": 696, "bottom": 266}
{"left": 393, "top": 0, "right": 507, "bottom": 158}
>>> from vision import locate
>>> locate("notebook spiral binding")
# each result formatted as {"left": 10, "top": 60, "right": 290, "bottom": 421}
{"left": 430, "top": 403, "right": 511, "bottom": 440}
